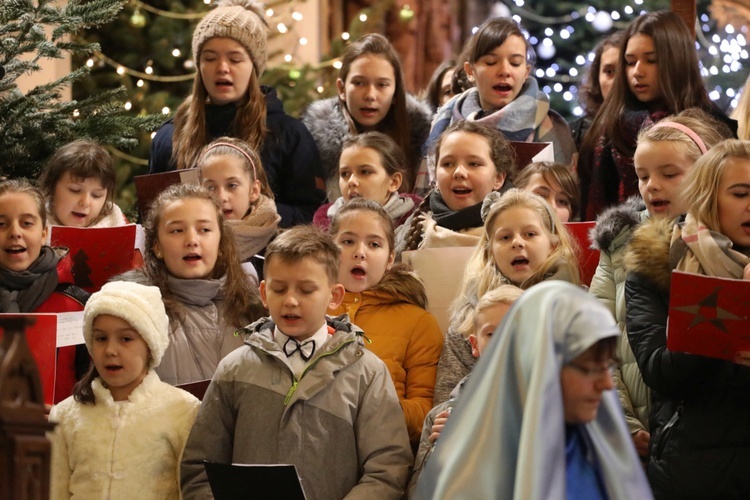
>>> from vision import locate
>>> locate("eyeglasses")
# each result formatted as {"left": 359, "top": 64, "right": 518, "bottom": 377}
{"left": 566, "top": 360, "right": 619, "bottom": 379}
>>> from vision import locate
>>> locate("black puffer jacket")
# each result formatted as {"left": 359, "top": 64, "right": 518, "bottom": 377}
{"left": 149, "top": 86, "right": 325, "bottom": 227}
{"left": 624, "top": 218, "right": 750, "bottom": 499}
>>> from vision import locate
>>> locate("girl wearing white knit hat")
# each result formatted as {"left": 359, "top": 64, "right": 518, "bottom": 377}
{"left": 148, "top": 0, "right": 325, "bottom": 228}
{"left": 49, "top": 281, "right": 200, "bottom": 499}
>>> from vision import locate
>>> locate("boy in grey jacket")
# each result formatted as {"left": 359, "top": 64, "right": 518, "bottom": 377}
{"left": 181, "top": 225, "right": 412, "bottom": 500}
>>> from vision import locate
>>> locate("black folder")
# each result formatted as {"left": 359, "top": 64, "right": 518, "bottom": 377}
{"left": 204, "top": 461, "right": 307, "bottom": 500}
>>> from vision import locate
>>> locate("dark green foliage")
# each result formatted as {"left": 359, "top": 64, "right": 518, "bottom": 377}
{"left": 0, "top": 0, "right": 161, "bottom": 182}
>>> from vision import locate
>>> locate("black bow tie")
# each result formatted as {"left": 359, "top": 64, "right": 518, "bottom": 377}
{"left": 283, "top": 338, "right": 316, "bottom": 361}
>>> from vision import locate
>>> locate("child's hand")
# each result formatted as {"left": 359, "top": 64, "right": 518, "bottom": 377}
{"left": 744, "top": 263, "right": 750, "bottom": 281}
{"left": 632, "top": 430, "right": 650, "bottom": 458}
{"left": 734, "top": 351, "right": 750, "bottom": 367}
{"left": 428, "top": 410, "right": 451, "bottom": 444}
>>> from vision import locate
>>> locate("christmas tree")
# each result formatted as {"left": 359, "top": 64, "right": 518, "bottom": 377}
{"left": 0, "top": 0, "right": 162, "bottom": 181}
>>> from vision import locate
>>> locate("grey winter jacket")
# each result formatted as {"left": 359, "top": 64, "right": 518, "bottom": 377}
{"left": 589, "top": 196, "right": 650, "bottom": 434}
{"left": 181, "top": 315, "right": 413, "bottom": 500}
{"left": 117, "top": 270, "right": 249, "bottom": 386}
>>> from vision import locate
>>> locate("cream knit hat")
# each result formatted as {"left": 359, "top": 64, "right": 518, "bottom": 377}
{"left": 192, "top": 0, "right": 269, "bottom": 76}
{"left": 83, "top": 281, "right": 170, "bottom": 368}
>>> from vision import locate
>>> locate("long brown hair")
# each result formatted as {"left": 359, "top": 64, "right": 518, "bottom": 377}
{"left": 143, "top": 183, "right": 265, "bottom": 325}
{"left": 338, "top": 34, "right": 412, "bottom": 184}
{"left": 582, "top": 11, "right": 712, "bottom": 158}
{"left": 578, "top": 31, "right": 624, "bottom": 118}
{"left": 171, "top": 49, "right": 268, "bottom": 170}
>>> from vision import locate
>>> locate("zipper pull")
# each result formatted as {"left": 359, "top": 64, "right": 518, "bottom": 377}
{"left": 284, "top": 380, "right": 299, "bottom": 405}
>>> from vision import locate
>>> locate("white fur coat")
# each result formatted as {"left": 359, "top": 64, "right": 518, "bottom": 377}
{"left": 49, "top": 370, "right": 200, "bottom": 499}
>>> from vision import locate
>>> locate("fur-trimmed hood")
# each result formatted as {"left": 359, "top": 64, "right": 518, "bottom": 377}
{"left": 623, "top": 217, "right": 675, "bottom": 292}
{"left": 368, "top": 267, "right": 427, "bottom": 309}
{"left": 301, "top": 94, "right": 433, "bottom": 182}
{"left": 590, "top": 196, "right": 647, "bottom": 252}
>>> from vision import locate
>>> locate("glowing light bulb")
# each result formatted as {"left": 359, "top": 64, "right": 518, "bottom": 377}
{"left": 124, "top": 101, "right": 132, "bottom": 110}
{"left": 86, "top": 59, "right": 94, "bottom": 67}
{"left": 342, "top": 32, "right": 350, "bottom": 40}
{"left": 136, "top": 79, "right": 144, "bottom": 87}
{"left": 162, "top": 107, "right": 170, "bottom": 115}
{"left": 172, "top": 48, "right": 181, "bottom": 57}
{"left": 116, "top": 66, "right": 125, "bottom": 75}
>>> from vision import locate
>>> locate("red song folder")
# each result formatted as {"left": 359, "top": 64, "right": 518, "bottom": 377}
{"left": 564, "top": 221, "right": 599, "bottom": 288}
{"left": 49, "top": 224, "right": 139, "bottom": 293}
{"left": 0, "top": 312, "right": 85, "bottom": 405}
{"left": 667, "top": 271, "right": 750, "bottom": 360}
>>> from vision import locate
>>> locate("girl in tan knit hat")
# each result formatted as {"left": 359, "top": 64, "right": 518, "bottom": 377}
{"left": 148, "top": 0, "right": 325, "bottom": 228}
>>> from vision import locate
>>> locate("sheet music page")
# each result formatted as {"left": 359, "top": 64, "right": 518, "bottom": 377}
{"left": 57, "top": 311, "right": 85, "bottom": 347}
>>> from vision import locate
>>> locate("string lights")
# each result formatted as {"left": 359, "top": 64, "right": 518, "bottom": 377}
{"left": 90, "top": 0, "right": 747, "bottom": 165}
{"left": 494, "top": 0, "right": 748, "bottom": 116}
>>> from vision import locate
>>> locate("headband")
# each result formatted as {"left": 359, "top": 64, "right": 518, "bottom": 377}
{"left": 200, "top": 142, "right": 258, "bottom": 180}
{"left": 650, "top": 121, "right": 708, "bottom": 155}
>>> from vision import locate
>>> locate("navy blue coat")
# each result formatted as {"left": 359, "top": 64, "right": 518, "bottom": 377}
{"left": 149, "top": 86, "right": 325, "bottom": 227}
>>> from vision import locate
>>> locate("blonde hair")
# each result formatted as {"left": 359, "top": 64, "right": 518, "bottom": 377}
{"left": 469, "top": 285, "right": 523, "bottom": 336}
{"left": 638, "top": 108, "right": 734, "bottom": 163}
{"left": 681, "top": 139, "right": 750, "bottom": 233}
{"left": 451, "top": 189, "right": 580, "bottom": 337}
{"left": 731, "top": 77, "right": 750, "bottom": 140}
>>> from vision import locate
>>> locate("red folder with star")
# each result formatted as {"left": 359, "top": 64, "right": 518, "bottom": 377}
{"left": 667, "top": 271, "right": 750, "bottom": 360}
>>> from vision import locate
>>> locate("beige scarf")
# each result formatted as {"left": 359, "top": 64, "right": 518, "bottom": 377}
{"left": 228, "top": 194, "right": 280, "bottom": 261}
{"left": 672, "top": 213, "right": 750, "bottom": 279}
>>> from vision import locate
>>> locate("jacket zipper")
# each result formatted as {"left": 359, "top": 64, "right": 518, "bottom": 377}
{"left": 655, "top": 404, "right": 683, "bottom": 460}
{"left": 283, "top": 338, "right": 355, "bottom": 405}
